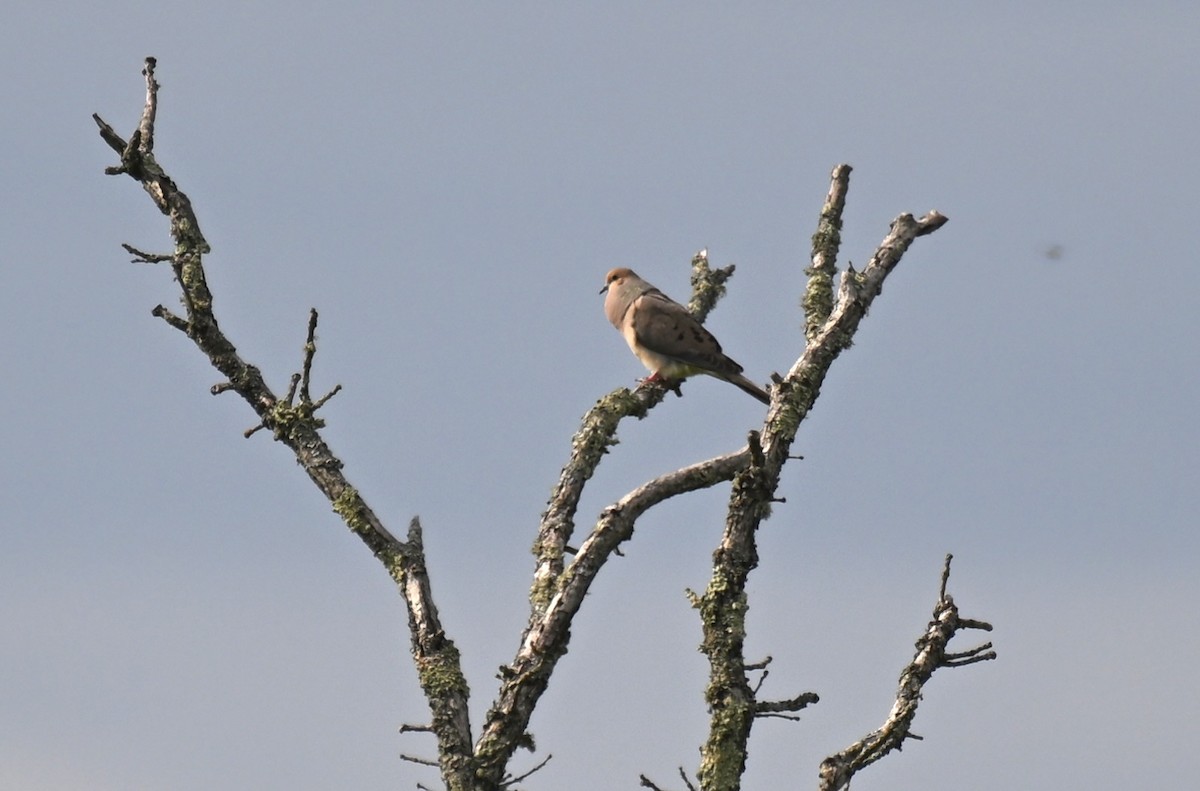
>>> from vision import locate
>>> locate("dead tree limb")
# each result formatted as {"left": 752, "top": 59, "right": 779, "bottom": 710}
{"left": 819, "top": 555, "right": 995, "bottom": 790}
{"left": 697, "top": 166, "right": 949, "bottom": 791}
{"left": 95, "top": 58, "right": 476, "bottom": 791}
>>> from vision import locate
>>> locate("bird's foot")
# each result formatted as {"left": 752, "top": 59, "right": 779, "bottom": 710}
{"left": 638, "top": 372, "right": 684, "bottom": 399}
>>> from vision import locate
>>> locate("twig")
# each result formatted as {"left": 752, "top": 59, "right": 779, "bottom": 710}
{"left": 300, "top": 308, "right": 318, "bottom": 403}
{"left": 243, "top": 311, "right": 340, "bottom": 439}
{"left": 754, "top": 691, "right": 820, "bottom": 717}
{"left": 150, "top": 303, "right": 188, "bottom": 333}
{"left": 640, "top": 767, "right": 699, "bottom": 791}
{"left": 744, "top": 656, "right": 772, "bottom": 672}
{"left": 503, "top": 753, "right": 553, "bottom": 786}
{"left": 122, "top": 243, "right": 173, "bottom": 264}
{"left": 284, "top": 373, "right": 302, "bottom": 406}
{"left": 939, "top": 552, "right": 953, "bottom": 600}
{"left": 400, "top": 753, "right": 439, "bottom": 768}
{"left": 313, "top": 384, "right": 342, "bottom": 410}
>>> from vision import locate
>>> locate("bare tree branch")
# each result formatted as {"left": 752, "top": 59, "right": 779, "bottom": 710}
{"left": 818, "top": 555, "right": 995, "bottom": 791}
{"left": 476, "top": 443, "right": 752, "bottom": 784}
{"left": 95, "top": 58, "right": 477, "bottom": 791}
{"left": 803, "top": 163, "right": 850, "bottom": 342}
{"left": 697, "top": 167, "right": 950, "bottom": 791}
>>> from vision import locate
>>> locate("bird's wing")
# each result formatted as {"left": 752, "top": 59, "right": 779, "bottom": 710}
{"left": 631, "top": 292, "right": 744, "bottom": 377}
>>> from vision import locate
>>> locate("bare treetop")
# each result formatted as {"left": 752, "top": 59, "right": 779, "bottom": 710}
{"left": 96, "top": 58, "right": 983, "bottom": 791}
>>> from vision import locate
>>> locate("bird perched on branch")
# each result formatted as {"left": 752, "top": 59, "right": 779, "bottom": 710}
{"left": 601, "top": 267, "right": 771, "bottom": 404}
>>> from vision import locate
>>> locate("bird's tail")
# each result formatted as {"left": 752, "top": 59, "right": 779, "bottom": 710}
{"left": 728, "top": 373, "right": 771, "bottom": 405}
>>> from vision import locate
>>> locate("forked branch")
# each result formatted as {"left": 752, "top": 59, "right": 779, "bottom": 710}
{"left": 819, "top": 555, "right": 995, "bottom": 791}
{"left": 697, "top": 166, "right": 949, "bottom": 790}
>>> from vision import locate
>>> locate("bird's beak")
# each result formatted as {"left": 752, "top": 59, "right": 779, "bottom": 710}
{"left": 599, "top": 284, "right": 609, "bottom": 295}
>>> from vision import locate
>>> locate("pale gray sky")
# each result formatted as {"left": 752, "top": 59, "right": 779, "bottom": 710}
{"left": 2, "top": 3, "right": 1197, "bottom": 790}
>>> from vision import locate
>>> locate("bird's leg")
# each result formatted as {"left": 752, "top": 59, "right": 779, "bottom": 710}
{"left": 639, "top": 371, "right": 685, "bottom": 399}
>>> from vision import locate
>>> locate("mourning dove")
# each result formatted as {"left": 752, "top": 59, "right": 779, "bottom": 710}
{"left": 601, "top": 267, "right": 771, "bottom": 404}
